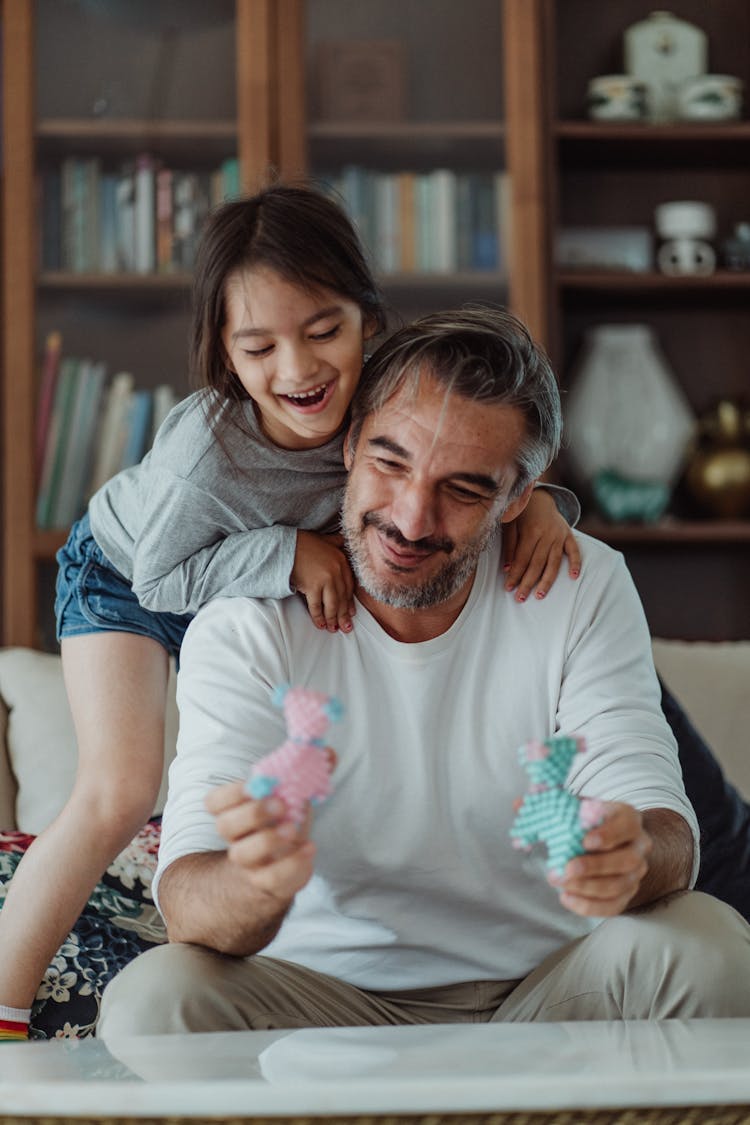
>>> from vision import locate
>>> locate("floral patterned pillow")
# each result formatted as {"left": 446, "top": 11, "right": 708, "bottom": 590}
{"left": 0, "top": 819, "right": 166, "bottom": 1039}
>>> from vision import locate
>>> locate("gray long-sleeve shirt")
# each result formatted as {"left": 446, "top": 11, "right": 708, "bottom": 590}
{"left": 89, "top": 391, "right": 347, "bottom": 614}
{"left": 89, "top": 389, "right": 581, "bottom": 616}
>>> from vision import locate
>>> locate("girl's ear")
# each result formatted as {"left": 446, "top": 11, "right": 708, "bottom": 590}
{"left": 220, "top": 343, "right": 237, "bottom": 376}
{"left": 363, "top": 315, "right": 380, "bottom": 342}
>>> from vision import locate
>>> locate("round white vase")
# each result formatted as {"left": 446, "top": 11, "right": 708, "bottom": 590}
{"left": 564, "top": 324, "right": 695, "bottom": 488}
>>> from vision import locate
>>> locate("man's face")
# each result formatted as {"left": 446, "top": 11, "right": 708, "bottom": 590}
{"left": 342, "top": 374, "right": 533, "bottom": 611}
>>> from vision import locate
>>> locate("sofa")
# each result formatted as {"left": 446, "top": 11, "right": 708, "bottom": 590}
{"left": 0, "top": 641, "right": 748, "bottom": 1039}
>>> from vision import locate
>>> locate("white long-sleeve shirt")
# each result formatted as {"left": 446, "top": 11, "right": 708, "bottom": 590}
{"left": 156, "top": 532, "right": 697, "bottom": 989}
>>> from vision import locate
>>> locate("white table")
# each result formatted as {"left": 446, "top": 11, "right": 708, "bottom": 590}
{"left": 0, "top": 1020, "right": 749, "bottom": 1122}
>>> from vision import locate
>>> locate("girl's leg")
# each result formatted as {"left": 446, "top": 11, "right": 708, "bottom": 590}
{"left": 0, "top": 630, "right": 170, "bottom": 1010}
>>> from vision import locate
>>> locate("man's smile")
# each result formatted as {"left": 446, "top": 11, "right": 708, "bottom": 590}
{"left": 363, "top": 512, "right": 454, "bottom": 571}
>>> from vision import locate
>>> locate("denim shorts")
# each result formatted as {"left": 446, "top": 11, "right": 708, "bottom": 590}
{"left": 55, "top": 512, "right": 193, "bottom": 659}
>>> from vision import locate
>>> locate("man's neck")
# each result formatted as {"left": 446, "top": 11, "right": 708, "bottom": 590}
{"left": 354, "top": 569, "right": 478, "bottom": 643}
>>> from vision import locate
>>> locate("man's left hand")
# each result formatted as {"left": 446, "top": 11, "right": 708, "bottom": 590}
{"left": 549, "top": 802, "right": 651, "bottom": 917}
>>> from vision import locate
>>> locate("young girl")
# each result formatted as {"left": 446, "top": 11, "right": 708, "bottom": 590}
{"left": 0, "top": 184, "right": 580, "bottom": 1036}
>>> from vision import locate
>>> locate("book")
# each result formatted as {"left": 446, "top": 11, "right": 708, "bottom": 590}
{"left": 415, "top": 173, "right": 434, "bottom": 273}
{"left": 495, "top": 170, "right": 511, "bottom": 274}
{"left": 60, "top": 157, "right": 79, "bottom": 272}
{"left": 470, "top": 173, "right": 499, "bottom": 270}
{"left": 373, "top": 173, "right": 400, "bottom": 275}
{"left": 119, "top": 389, "right": 153, "bottom": 471}
{"left": 455, "top": 173, "right": 474, "bottom": 271}
{"left": 115, "top": 164, "right": 136, "bottom": 272}
{"left": 149, "top": 383, "right": 178, "bottom": 447}
{"left": 35, "top": 357, "right": 80, "bottom": 528}
{"left": 35, "top": 330, "right": 63, "bottom": 483}
{"left": 429, "top": 168, "right": 458, "bottom": 273}
{"left": 51, "top": 359, "right": 107, "bottom": 528}
{"left": 134, "top": 154, "right": 157, "bottom": 274}
{"left": 82, "top": 157, "right": 101, "bottom": 273}
{"left": 156, "top": 167, "right": 175, "bottom": 274}
{"left": 99, "top": 173, "right": 119, "bottom": 273}
{"left": 221, "top": 156, "right": 241, "bottom": 201}
{"left": 172, "top": 172, "right": 202, "bottom": 272}
{"left": 86, "top": 371, "right": 135, "bottom": 497}
{"left": 398, "top": 172, "right": 417, "bottom": 273}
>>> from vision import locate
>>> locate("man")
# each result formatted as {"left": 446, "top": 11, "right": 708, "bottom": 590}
{"left": 100, "top": 307, "right": 750, "bottom": 1035}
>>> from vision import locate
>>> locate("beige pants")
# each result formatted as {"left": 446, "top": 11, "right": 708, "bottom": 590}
{"left": 98, "top": 891, "right": 750, "bottom": 1037}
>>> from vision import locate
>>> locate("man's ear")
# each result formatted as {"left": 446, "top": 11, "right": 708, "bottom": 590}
{"left": 343, "top": 426, "right": 354, "bottom": 470}
{"left": 500, "top": 480, "right": 536, "bottom": 524}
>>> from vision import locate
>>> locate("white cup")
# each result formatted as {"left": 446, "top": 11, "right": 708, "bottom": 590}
{"left": 678, "top": 74, "right": 743, "bottom": 121}
{"left": 587, "top": 74, "right": 649, "bottom": 121}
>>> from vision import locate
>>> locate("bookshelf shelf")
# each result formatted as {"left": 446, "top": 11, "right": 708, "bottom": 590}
{"left": 557, "top": 271, "right": 750, "bottom": 294}
{"left": 36, "top": 118, "right": 238, "bottom": 162}
{"left": 580, "top": 519, "right": 750, "bottom": 547}
{"left": 381, "top": 270, "right": 508, "bottom": 289}
{"left": 309, "top": 120, "right": 505, "bottom": 141}
{"left": 39, "top": 272, "right": 193, "bottom": 290}
{"left": 309, "top": 122, "right": 505, "bottom": 169}
{"left": 556, "top": 120, "right": 750, "bottom": 167}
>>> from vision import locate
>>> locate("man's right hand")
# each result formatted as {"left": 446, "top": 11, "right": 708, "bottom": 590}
{"left": 205, "top": 780, "right": 317, "bottom": 904}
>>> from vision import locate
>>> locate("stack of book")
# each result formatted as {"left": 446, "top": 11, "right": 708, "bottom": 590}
{"left": 35, "top": 332, "right": 179, "bottom": 531}
{"left": 40, "top": 154, "right": 241, "bottom": 275}
{"left": 321, "top": 167, "right": 510, "bottom": 276}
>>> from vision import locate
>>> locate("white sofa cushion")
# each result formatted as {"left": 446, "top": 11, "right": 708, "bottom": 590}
{"left": 653, "top": 638, "right": 750, "bottom": 799}
{"left": 0, "top": 648, "right": 178, "bottom": 834}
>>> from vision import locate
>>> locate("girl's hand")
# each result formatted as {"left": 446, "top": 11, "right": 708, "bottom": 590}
{"left": 292, "top": 530, "right": 356, "bottom": 633}
{"left": 503, "top": 488, "right": 581, "bottom": 603}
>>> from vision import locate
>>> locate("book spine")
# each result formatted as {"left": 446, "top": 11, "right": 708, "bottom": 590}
{"left": 35, "top": 359, "right": 79, "bottom": 529}
{"left": 156, "top": 167, "right": 175, "bottom": 274}
{"left": 115, "top": 164, "right": 136, "bottom": 272}
{"left": 119, "top": 390, "right": 153, "bottom": 471}
{"left": 86, "top": 371, "right": 135, "bottom": 497}
{"left": 134, "top": 154, "right": 157, "bottom": 274}
{"left": 35, "top": 330, "right": 63, "bottom": 483}
{"left": 99, "top": 174, "right": 119, "bottom": 274}
{"left": 398, "top": 172, "right": 417, "bottom": 273}
{"left": 374, "top": 173, "right": 400, "bottom": 275}
{"left": 53, "top": 361, "right": 107, "bottom": 527}
{"left": 429, "top": 169, "right": 457, "bottom": 273}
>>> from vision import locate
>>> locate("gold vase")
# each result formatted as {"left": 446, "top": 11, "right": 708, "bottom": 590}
{"left": 685, "top": 400, "right": 750, "bottom": 519}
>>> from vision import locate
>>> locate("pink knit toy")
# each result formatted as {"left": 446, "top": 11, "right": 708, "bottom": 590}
{"left": 246, "top": 685, "right": 343, "bottom": 825}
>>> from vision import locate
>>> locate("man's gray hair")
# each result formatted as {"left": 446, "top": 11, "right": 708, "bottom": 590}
{"left": 348, "top": 305, "right": 562, "bottom": 500}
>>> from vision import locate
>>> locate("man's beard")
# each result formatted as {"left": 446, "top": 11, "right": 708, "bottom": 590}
{"left": 342, "top": 503, "right": 497, "bottom": 611}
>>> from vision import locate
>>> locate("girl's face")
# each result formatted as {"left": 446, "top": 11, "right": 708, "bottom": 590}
{"left": 221, "top": 265, "right": 372, "bottom": 450}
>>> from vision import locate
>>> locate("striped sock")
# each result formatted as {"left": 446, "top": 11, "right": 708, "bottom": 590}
{"left": 0, "top": 1005, "right": 30, "bottom": 1041}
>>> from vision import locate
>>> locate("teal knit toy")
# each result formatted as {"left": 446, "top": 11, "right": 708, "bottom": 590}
{"left": 510, "top": 735, "right": 605, "bottom": 876}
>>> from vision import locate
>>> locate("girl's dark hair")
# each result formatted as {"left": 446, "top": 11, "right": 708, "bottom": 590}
{"left": 189, "top": 183, "right": 387, "bottom": 405}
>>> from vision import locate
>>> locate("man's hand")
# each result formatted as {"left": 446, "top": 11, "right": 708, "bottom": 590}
{"left": 206, "top": 780, "right": 316, "bottom": 904}
{"left": 292, "top": 530, "right": 356, "bottom": 634}
{"left": 549, "top": 802, "right": 652, "bottom": 916}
